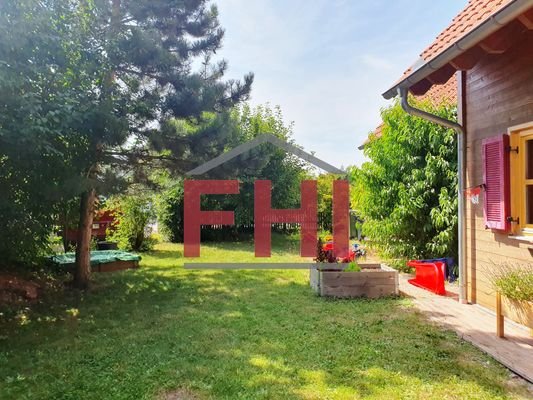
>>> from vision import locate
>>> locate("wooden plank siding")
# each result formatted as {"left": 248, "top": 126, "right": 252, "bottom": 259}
{"left": 464, "top": 30, "right": 533, "bottom": 328}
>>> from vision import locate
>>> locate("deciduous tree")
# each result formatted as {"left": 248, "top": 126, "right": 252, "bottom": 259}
{"left": 353, "top": 99, "right": 458, "bottom": 262}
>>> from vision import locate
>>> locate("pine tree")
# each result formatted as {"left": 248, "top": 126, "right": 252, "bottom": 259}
{"left": 0, "top": 1, "right": 252, "bottom": 281}
{"left": 67, "top": 0, "right": 254, "bottom": 288}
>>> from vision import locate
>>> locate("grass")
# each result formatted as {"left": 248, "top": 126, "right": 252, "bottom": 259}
{"left": 0, "top": 234, "right": 530, "bottom": 399}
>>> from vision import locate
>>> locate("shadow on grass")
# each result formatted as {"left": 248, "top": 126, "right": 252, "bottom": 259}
{"left": 0, "top": 245, "right": 527, "bottom": 400}
{"left": 144, "top": 249, "right": 184, "bottom": 260}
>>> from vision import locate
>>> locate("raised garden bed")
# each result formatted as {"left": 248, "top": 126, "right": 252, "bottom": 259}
{"left": 50, "top": 250, "right": 141, "bottom": 273}
{"left": 496, "top": 292, "right": 533, "bottom": 338}
{"left": 310, "top": 264, "right": 399, "bottom": 298}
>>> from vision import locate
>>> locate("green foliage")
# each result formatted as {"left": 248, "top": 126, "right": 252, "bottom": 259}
{"left": 154, "top": 178, "right": 185, "bottom": 243}
{"left": 316, "top": 173, "right": 336, "bottom": 231}
{"left": 347, "top": 165, "right": 365, "bottom": 212}
{"left": 353, "top": 99, "right": 458, "bottom": 261}
{"left": 156, "top": 103, "right": 311, "bottom": 242}
{"left": 222, "top": 103, "right": 311, "bottom": 216}
{"left": 0, "top": 0, "right": 89, "bottom": 266}
{"left": 490, "top": 263, "right": 533, "bottom": 302}
{"left": 388, "top": 258, "right": 414, "bottom": 274}
{"left": 105, "top": 190, "right": 155, "bottom": 252}
{"left": 344, "top": 260, "right": 361, "bottom": 272}
{"left": 0, "top": 0, "right": 253, "bottom": 268}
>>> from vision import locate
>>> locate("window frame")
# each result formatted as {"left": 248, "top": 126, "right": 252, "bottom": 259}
{"left": 509, "top": 122, "right": 533, "bottom": 235}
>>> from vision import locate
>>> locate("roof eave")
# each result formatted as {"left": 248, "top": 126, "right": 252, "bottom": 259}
{"left": 382, "top": 0, "right": 533, "bottom": 100}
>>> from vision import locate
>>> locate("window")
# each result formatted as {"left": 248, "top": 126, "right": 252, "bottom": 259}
{"left": 510, "top": 126, "right": 533, "bottom": 234}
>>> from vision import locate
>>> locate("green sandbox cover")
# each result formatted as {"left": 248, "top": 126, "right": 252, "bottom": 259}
{"left": 51, "top": 250, "right": 141, "bottom": 266}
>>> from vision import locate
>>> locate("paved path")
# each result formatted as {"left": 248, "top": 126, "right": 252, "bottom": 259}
{"left": 399, "top": 274, "right": 533, "bottom": 383}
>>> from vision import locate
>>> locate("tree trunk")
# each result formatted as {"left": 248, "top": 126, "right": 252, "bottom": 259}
{"left": 74, "top": 187, "right": 96, "bottom": 289}
{"left": 73, "top": 0, "right": 120, "bottom": 289}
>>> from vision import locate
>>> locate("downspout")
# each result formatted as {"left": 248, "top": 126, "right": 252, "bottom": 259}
{"left": 398, "top": 87, "right": 467, "bottom": 304}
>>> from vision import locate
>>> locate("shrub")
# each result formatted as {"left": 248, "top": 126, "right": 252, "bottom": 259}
{"left": 490, "top": 263, "right": 533, "bottom": 302}
{"left": 105, "top": 193, "right": 155, "bottom": 252}
{"left": 351, "top": 99, "right": 458, "bottom": 262}
{"left": 154, "top": 179, "right": 184, "bottom": 243}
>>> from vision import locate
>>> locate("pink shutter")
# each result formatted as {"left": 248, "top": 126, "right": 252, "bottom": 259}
{"left": 482, "top": 134, "right": 510, "bottom": 231}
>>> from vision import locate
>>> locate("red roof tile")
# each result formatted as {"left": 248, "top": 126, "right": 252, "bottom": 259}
{"left": 421, "top": 0, "right": 513, "bottom": 62}
{"left": 418, "top": 74, "right": 457, "bottom": 104}
{"left": 397, "top": 0, "right": 515, "bottom": 83}
{"left": 367, "top": 0, "right": 516, "bottom": 148}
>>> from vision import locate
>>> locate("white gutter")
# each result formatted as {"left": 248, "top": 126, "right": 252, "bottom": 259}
{"left": 383, "top": 0, "right": 533, "bottom": 100}
{"left": 398, "top": 88, "right": 467, "bottom": 304}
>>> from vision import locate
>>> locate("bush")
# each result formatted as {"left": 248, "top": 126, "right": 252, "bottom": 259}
{"left": 154, "top": 180, "right": 184, "bottom": 243}
{"left": 351, "top": 99, "right": 458, "bottom": 262}
{"left": 344, "top": 261, "right": 361, "bottom": 272}
{"left": 105, "top": 193, "right": 155, "bottom": 252}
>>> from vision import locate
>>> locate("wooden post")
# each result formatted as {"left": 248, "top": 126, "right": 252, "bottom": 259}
{"left": 496, "top": 291, "right": 504, "bottom": 338}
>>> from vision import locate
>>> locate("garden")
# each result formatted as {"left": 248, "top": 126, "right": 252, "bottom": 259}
{"left": 1, "top": 1, "right": 533, "bottom": 399}
{"left": 1, "top": 236, "right": 531, "bottom": 400}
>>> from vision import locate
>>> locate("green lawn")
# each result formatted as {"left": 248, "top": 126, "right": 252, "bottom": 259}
{"left": 0, "top": 235, "right": 530, "bottom": 399}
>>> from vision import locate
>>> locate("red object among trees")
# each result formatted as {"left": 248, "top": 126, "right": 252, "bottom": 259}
{"left": 482, "top": 134, "right": 511, "bottom": 231}
{"left": 407, "top": 260, "right": 447, "bottom": 296}
{"left": 63, "top": 210, "right": 116, "bottom": 244}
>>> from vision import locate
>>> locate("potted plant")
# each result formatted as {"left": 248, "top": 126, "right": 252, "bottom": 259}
{"left": 490, "top": 263, "right": 533, "bottom": 338}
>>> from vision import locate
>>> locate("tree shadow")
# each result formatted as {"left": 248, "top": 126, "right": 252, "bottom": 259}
{"left": 0, "top": 253, "right": 529, "bottom": 399}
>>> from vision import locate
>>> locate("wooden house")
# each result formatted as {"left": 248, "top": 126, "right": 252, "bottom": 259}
{"left": 382, "top": 0, "right": 533, "bottom": 330}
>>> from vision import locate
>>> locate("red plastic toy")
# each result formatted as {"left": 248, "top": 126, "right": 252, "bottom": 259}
{"left": 407, "top": 260, "right": 446, "bottom": 295}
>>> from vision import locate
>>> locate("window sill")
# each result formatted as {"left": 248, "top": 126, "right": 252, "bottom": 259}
{"left": 508, "top": 235, "right": 533, "bottom": 243}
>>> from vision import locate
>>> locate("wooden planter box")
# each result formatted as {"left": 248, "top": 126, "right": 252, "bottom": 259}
{"left": 310, "top": 264, "right": 399, "bottom": 299}
{"left": 496, "top": 292, "right": 533, "bottom": 337}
